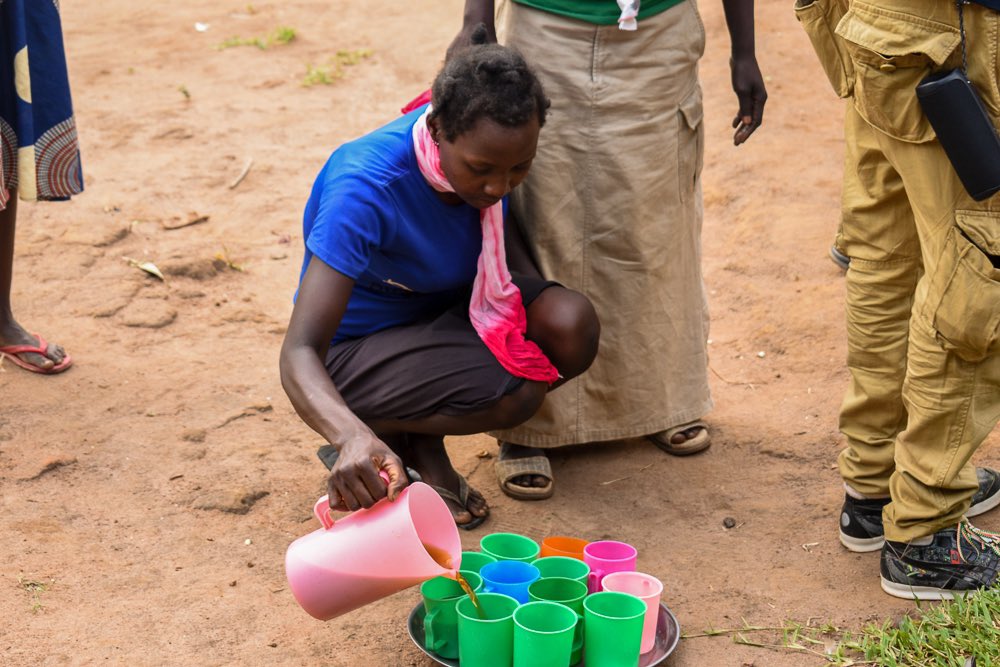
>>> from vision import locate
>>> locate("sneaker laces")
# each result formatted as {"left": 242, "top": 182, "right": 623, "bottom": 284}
{"left": 957, "top": 520, "right": 1000, "bottom": 562}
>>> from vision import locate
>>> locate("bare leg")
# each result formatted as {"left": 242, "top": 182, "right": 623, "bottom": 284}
{"left": 367, "top": 380, "right": 549, "bottom": 437}
{"left": 364, "top": 384, "right": 547, "bottom": 526}
{"left": 406, "top": 434, "right": 489, "bottom": 525}
{"left": 0, "top": 192, "right": 68, "bottom": 370}
{"left": 363, "top": 286, "right": 597, "bottom": 511}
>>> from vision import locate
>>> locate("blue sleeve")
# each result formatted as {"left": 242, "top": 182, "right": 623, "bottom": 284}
{"left": 305, "top": 172, "right": 394, "bottom": 280}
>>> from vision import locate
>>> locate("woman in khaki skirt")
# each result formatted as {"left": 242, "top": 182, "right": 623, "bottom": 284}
{"left": 448, "top": 0, "right": 766, "bottom": 499}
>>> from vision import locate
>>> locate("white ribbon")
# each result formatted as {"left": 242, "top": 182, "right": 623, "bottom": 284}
{"left": 617, "top": 0, "right": 640, "bottom": 30}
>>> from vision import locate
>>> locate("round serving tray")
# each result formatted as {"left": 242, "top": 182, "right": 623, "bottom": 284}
{"left": 407, "top": 599, "right": 680, "bottom": 666}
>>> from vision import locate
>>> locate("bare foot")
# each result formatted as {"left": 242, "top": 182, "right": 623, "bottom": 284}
{"left": 406, "top": 436, "right": 489, "bottom": 526}
{"left": 499, "top": 441, "right": 550, "bottom": 490}
{"left": 647, "top": 421, "right": 711, "bottom": 456}
{"left": 670, "top": 425, "right": 706, "bottom": 445}
{"left": 0, "top": 320, "right": 68, "bottom": 372}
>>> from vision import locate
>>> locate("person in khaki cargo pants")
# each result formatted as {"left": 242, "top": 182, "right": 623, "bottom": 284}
{"left": 797, "top": 0, "right": 1000, "bottom": 599}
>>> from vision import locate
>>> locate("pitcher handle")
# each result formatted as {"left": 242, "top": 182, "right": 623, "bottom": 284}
{"left": 313, "top": 470, "right": 394, "bottom": 530}
{"left": 313, "top": 496, "right": 337, "bottom": 530}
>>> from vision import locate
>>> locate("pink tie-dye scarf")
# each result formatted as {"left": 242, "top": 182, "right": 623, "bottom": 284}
{"left": 410, "top": 106, "right": 559, "bottom": 383}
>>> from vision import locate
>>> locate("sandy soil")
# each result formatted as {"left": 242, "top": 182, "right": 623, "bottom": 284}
{"left": 3, "top": 1, "right": 998, "bottom": 665}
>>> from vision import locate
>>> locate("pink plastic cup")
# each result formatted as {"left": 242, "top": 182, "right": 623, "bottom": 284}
{"left": 583, "top": 540, "right": 637, "bottom": 593}
{"left": 601, "top": 571, "right": 664, "bottom": 653}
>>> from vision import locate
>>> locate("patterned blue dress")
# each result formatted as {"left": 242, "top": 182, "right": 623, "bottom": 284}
{"left": 0, "top": 0, "right": 83, "bottom": 210}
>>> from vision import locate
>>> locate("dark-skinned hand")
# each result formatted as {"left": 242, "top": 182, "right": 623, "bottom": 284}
{"left": 730, "top": 54, "right": 767, "bottom": 145}
{"left": 326, "top": 435, "right": 408, "bottom": 512}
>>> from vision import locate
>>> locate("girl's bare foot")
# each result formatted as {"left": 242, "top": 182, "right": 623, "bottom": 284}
{"left": 406, "top": 435, "right": 488, "bottom": 526}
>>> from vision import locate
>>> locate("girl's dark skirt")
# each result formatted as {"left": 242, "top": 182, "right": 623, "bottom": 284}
{"left": 325, "top": 275, "right": 557, "bottom": 422}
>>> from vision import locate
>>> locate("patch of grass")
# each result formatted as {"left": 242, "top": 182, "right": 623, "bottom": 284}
{"left": 19, "top": 577, "right": 51, "bottom": 613}
{"left": 214, "top": 246, "right": 245, "bottom": 272}
{"left": 302, "top": 63, "right": 337, "bottom": 87}
{"left": 301, "top": 49, "right": 373, "bottom": 87}
{"left": 689, "top": 586, "right": 1000, "bottom": 666}
{"left": 269, "top": 27, "right": 296, "bottom": 46}
{"left": 217, "top": 26, "right": 296, "bottom": 50}
{"left": 846, "top": 590, "right": 1000, "bottom": 666}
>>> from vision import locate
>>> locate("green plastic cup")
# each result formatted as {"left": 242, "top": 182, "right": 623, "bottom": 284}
{"left": 528, "top": 577, "right": 587, "bottom": 665}
{"left": 420, "top": 570, "right": 483, "bottom": 660}
{"left": 457, "top": 592, "right": 520, "bottom": 667}
{"left": 460, "top": 551, "right": 498, "bottom": 574}
{"left": 513, "top": 600, "right": 577, "bottom": 667}
{"left": 533, "top": 556, "right": 590, "bottom": 584}
{"left": 583, "top": 591, "right": 646, "bottom": 666}
{"left": 481, "top": 532, "right": 540, "bottom": 563}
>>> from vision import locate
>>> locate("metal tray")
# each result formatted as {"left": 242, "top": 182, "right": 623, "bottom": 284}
{"left": 407, "top": 600, "right": 680, "bottom": 666}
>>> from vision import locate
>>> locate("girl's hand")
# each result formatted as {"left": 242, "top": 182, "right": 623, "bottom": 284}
{"left": 326, "top": 436, "right": 408, "bottom": 511}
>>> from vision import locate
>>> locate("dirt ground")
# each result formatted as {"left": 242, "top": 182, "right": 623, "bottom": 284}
{"left": 4, "top": 1, "right": 998, "bottom": 665}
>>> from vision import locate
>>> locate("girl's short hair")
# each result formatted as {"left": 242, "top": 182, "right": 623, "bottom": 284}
{"left": 430, "top": 40, "right": 549, "bottom": 143}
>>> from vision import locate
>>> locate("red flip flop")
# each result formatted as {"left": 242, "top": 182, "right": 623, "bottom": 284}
{"left": 0, "top": 333, "right": 73, "bottom": 374}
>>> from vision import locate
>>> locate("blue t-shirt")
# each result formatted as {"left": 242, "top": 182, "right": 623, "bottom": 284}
{"left": 299, "top": 106, "right": 487, "bottom": 343}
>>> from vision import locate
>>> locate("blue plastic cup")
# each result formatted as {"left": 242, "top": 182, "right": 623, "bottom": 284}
{"left": 480, "top": 560, "right": 541, "bottom": 604}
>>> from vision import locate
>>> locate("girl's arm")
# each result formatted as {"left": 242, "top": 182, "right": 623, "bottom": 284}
{"left": 279, "top": 256, "right": 408, "bottom": 510}
{"left": 447, "top": 0, "right": 497, "bottom": 60}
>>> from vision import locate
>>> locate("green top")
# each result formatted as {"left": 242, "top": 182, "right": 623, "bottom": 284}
{"left": 512, "top": 0, "right": 685, "bottom": 25}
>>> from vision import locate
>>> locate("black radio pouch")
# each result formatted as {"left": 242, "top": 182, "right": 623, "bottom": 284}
{"left": 917, "top": 69, "right": 1000, "bottom": 201}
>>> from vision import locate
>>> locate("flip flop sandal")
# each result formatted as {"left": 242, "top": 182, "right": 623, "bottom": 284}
{"left": 426, "top": 474, "right": 489, "bottom": 531}
{"left": 647, "top": 420, "right": 711, "bottom": 456}
{"left": 0, "top": 333, "right": 73, "bottom": 374}
{"left": 495, "top": 447, "right": 554, "bottom": 501}
{"left": 316, "top": 444, "right": 422, "bottom": 482}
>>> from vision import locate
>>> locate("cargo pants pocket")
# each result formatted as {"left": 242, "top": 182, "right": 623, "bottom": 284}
{"left": 925, "top": 211, "right": 1000, "bottom": 362}
{"left": 836, "top": 1, "right": 961, "bottom": 142}
{"left": 677, "top": 85, "right": 703, "bottom": 202}
{"left": 795, "top": 0, "right": 854, "bottom": 98}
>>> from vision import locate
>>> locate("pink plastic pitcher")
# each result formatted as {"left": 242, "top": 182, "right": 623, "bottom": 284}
{"left": 285, "top": 481, "right": 461, "bottom": 621}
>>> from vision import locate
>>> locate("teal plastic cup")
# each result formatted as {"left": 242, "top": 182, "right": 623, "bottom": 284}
{"left": 480, "top": 532, "right": 540, "bottom": 563}
{"left": 583, "top": 591, "right": 646, "bottom": 666}
{"left": 512, "top": 600, "right": 577, "bottom": 667}
{"left": 460, "top": 551, "right": 498, "bottom": 574}
{"left": 528, "top": 577, "right": 587, "bottom": 665}
{"left": 457, "top": 592, "right": 520, "bottom": 667}
{"left": 533, "top": 556, "right": 590, "bottom": 585}
{"left": 420, "top": 570, "right": 483, "bottom": 660}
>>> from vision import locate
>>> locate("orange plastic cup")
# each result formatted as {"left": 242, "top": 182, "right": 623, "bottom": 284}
{"left": 539, "top": 536, "right": 589, "bottom": 560}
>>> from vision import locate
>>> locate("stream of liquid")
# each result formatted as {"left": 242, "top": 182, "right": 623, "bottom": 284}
{"left": 455, "top": 571, "right": 485, "bottom": 619}
{"left": 423, "top": 543, "right": 485, "bottom": 619}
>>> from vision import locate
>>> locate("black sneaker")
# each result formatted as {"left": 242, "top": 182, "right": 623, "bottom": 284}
{"left": 839, "top": 467, "right": 1000, "bottom": 553}
{"left": 880, "top": 520, "right": 1000, "bottom": 600}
